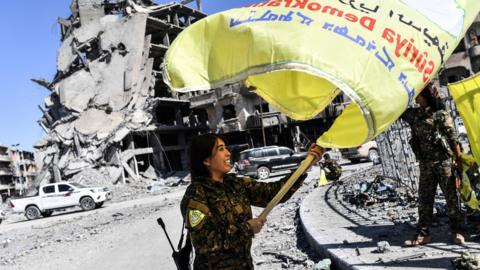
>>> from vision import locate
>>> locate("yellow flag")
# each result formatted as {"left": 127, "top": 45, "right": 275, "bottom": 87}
{"left": 319, "top": 168, "right": 328, "bottom": 186}
{"left": 164, "top": 0, "right": 480, "bottom": 147}
{"left": 448, "top": 74, "right": 480, "bottom": 166}
{"left": 459, "top": 153, "right": 479, "bottom": 210}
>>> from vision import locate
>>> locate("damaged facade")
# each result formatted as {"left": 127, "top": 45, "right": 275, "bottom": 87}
{"left": 33, "top": 0, "right": 346, "bottom": 190}
{"left": 33, "top": 0, "right": 207, "bottom": 190}
{"left": 0, "top": 145, "right": 36, "bottom": 200}
{"left": 181, "top": 83, "right": 348, "bottom": 160}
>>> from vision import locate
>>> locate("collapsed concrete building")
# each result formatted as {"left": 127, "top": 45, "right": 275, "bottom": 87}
{"left": 32, "top": 0, "right": 208, "bottom": 189}
{"left": 31, "top": 0, "right": 347, "bottom": 190}
{"left": 32, "top": 0, "right": 479, "bottom": 192}
{"left": 0, "top": 145, "right": 36, "bottom": 200}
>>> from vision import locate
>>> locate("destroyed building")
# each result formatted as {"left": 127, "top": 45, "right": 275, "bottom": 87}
{"left": 0, "top": 145, "right": 37, "bottom": 200}
{"left": 179, "top": 83, "right": 348, "bottom": 157}
{"left": 32, "top": 0, "right": 348, "bottom": 190}
{"left": 33, "top": 0, "right": 208, "bottom": 189}
{"left": 32, "top": 0, "right": 480, "bottom": 192}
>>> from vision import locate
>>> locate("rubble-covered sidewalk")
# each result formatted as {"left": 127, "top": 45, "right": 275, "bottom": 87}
{"left": 300, "top": 165, "right": 480, "bottom": 270}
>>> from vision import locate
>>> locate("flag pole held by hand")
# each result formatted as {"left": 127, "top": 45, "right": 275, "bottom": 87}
{"left": 259, "top": 145, "right": 323, "bottom": 219}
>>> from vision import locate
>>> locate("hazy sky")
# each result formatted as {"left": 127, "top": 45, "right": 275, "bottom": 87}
{"left": 0, "top": 0, "right": 258, "bottom": 151}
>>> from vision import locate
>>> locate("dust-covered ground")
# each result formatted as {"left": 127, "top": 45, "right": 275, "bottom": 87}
{"left": 0, "top": 165, "right": 343, "bottom": 270}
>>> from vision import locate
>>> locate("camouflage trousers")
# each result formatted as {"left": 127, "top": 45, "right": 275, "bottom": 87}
{"left": 417, "top": 159, "right": 464, "bottom": 235}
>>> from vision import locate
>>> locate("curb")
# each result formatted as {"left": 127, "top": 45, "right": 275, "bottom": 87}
{"left": 299, "top": 185, "right": 359, "bottom": 270}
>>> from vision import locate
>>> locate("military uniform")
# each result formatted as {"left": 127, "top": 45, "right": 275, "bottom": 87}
{"left": 401, "top": 106, "right": 463, "bottom": 235}
{"left": 180, "top": 173, "right": 305, "bottom": 270}
{"left": 320, "top": 159, "right": 342, "bottom": 181}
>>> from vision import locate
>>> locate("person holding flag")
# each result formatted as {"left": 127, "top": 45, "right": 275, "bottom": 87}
{"left": 180, "top": 133, "right": 322, "bottom": 269}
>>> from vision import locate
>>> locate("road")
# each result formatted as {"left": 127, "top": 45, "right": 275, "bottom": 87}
{"left": 0, "top": 161, "right": 372, "bottom": 269}
{"left": 0, "top": 189, "right": 186, "bottom": 270}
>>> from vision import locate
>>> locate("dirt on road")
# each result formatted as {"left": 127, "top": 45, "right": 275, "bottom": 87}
{"left": 0, "top": 165, "right": 351, "bottom": 270}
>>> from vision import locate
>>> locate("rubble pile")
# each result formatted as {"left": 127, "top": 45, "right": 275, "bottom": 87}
{"left": 452, "top": 252, "right": 480, "bottom": 270}
{"left": 338, "top": 166, "right": 473, "bottom": 230}
{"left": 344, "top": 175, "right": 400, "bottom": 206}
{"left": 69, "top": 167, "right": 190, "bottom": 202}
{"left": 337, "top": 166, "right": 424, "bottom": 225}
{"left": 31, "top": 0, "right": 207, "bottom": 191}
{"left": 252, "top": 175, "right": 323, "bottom": 270}
{"left": 0, "top": 171, "right": 323, "bottom": 269}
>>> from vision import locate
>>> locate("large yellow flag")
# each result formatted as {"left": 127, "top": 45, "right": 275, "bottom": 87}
{"left": 163, "top": 0, "right": 480, "bottom": 148}
{"left": 448, "top": 73, "right": 480, "bottom": 166}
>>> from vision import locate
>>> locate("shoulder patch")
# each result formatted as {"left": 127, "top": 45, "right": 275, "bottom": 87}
{"left": 189, "top": 209, "right": 206, "bottom": 228}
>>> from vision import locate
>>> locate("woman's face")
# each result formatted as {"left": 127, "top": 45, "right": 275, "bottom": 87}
{"left": 203, "top": 138, "right": 232, "bottom": 180}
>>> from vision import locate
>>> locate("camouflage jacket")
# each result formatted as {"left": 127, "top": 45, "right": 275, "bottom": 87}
{"left": 321, "top": 159, "right": 342, "bottom": 180}
{"left": 180, "top": 173, "right": 305, "bottom": 270}
{"left": 401, "top": 107, "right": 459, "bottom": 161}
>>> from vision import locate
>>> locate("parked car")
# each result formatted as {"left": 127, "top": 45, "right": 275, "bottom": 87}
{"left": 9, "top": 182, "right": 113, "bottom": 220}
{"left": 236, "top": 146, "right": 307, "bottom": 180}
{"left": 340, "top": 141, "right": 380, "bottom": 164}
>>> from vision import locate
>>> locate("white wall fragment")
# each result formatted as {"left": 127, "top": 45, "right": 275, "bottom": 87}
{"left": 57, "top": 70, "right": 96, "bottom": 112}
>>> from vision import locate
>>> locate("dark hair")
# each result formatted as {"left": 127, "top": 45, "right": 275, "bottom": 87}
{"left": 419, "top": 84, "right": 445, "bottom": 111}
{"left": 189, "top": 133, "right": 227, "bottom": 180}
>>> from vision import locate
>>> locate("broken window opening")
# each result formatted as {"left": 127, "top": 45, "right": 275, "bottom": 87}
{"left": 164, "top": 150, "right": 182, "bottom": 172}
{"left": 102, "top": 1, "right": 128, "bottom": 16}
{"left": 150, "top": 132, "right": 173, "bottom": 172}
{"left": 134, "top": 153, "right": 151, "bottom": 172}
{"left": 222, "top": 105, "right": 236, "bottom": 120}
{"left": 154, "top": 84, "right": 173, "bottom": 98}
{"left": 255, "top": 103, "right": 269, "bottom": 113}
{"left": 155, "top": 106, "right": 177, "bottom": 125}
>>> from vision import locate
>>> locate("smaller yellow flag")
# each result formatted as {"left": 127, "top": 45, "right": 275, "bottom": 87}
{"left": 459, "top": 153, "right": 479, "bottom": 210}
{"left": 318, "top": 169, "right": 328, "bottom": 186}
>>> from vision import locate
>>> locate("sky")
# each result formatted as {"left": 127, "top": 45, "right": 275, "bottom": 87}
{"left": 0, "top": 0, "right": 258, "bottom": 152}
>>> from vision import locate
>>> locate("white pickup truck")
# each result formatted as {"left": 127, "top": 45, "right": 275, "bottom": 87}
{"left": 9, "top": 182, "right": 113, "bottom": 220}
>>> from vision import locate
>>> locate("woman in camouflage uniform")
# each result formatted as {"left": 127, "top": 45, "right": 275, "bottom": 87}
{"left": 181, "top": 134, "right": 322, "bottom": 269}
{"left": 401, "top": 85, "right": 464, "bottom": 246}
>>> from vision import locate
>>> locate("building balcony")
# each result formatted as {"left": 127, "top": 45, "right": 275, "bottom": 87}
{"left": 219, "top": 118, "right": 243, "bottom": 133}
{"left": 245, "top": 112, "right": 286, "bottom": 129}
{"left": 188, "top": 91, "right": 216, "bottom": 108}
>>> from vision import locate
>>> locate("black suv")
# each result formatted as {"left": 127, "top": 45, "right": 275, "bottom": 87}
{"left": 236, "top": 146, "right": 307, "bottom": 180}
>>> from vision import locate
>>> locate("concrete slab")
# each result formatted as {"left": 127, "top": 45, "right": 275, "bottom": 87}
{"left": 299, "top": 168, "right": 480, "bottom": 270}
{"left": 56, "top": 69, "right": 96, "bottom": 112}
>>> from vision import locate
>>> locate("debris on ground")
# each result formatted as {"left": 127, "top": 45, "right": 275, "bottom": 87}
{"left": 375, "top": 241, "right": 391, "bottom": 253}
{"left": 452, "top": 252, "right": 480, "bottom": 270}
{"left": 313, "top": 258, "right": 332, "bottom": 270}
